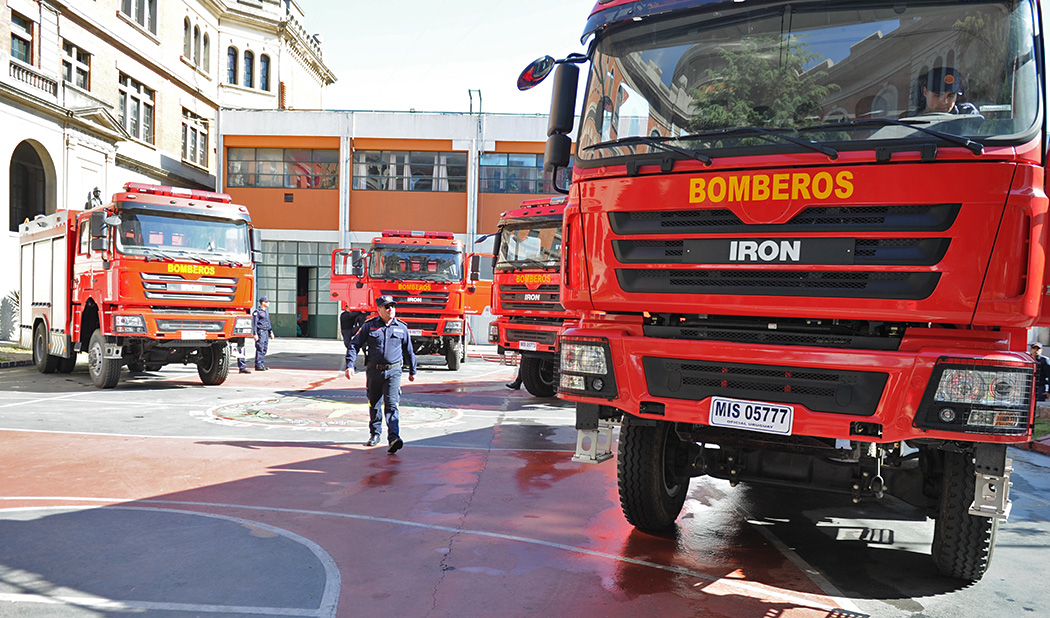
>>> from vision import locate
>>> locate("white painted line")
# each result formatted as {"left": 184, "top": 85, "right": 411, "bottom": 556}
{"left": 1, "top": 497, "right": 845, "bottom": 612}
{"left": 0, "top": 505, "right": 339, "bottom": 617}
{"left": 0, "top": 392, "right": 86, "bottom": 409}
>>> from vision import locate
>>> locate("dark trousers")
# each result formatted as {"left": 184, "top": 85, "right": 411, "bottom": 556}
{"left": 255, "top": 332, "right": 270, "bottom": 369}
{"left": 366, "top": 366, "right": 402, "bottom": 442}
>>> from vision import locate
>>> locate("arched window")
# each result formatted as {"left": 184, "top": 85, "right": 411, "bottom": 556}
{"left": 227, "top": 46, "right": 237, "bottom": 84}
{"left": 183, "top": 18, "right": 191, "bottom": 58}
{"left": 203, "top": 34, "right": 210, "bottom": 73}
{"left": 260, "top": 54, "right": 270, "bottom": 91}
{"left": 243, "top": 51, "right": 254, "bottom": 88}
{"left": 193, "top": 26, "right": 201, "bottom": 67}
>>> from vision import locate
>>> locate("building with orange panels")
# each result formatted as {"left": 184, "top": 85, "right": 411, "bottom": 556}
{"left": 218, "top": 110, "right": 566, "bottom": 339}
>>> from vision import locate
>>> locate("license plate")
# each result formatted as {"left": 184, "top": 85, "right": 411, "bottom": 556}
{"left": 518, "top": 340, "right": 539, "bottom": 352}
{"left": 408, "top": 329, "right": 423, "bottom": 337}
{"left": 181, "top": 330, "right": 207, "bottom": 340}
{"left": 709, "top": 396, "right": 794, "bottom": 435}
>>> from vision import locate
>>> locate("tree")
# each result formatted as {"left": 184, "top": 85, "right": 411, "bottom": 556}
{"left": 689, "top": 36, "right": 837, "bottom": 131}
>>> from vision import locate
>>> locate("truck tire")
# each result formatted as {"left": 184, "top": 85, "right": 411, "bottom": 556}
{"left": 33, "top": 323, "right": 58, "bottom": 374}
{"left": 446, "top": 337, "right": 463, "bottom": 371}
{"left": 931, "top": 450, "right": 998, "bottom": 581}
{"left": 56, "top": 354, "right": 76, "bottom": 373}
{"left": 87, "top": 329, "right": 121, "bottom": 389}
{"left": 197, "top": 343, "right": 230, "bottom": 385}
{"left": 617, "top": 416, "right": 689, "bottom": 531}
{"left": 521, "top": 356, "right": 557, "bottom": 397}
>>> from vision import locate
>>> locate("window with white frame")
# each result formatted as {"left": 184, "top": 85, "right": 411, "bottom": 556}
{"left": 11, "top": 11, "right": 32, "bottom": 64}
{"left": 62, "top": 42, "right": 91, "bottom": 90}
{"left": 227, "top": 46, "right": 237, "bottom": 84}
{"left": 183, "top": 18, "right": 191, "bottom": 57}
{"left": 260, "top": 54, "right": 270, "bottom": 91}
{"left": 243, "top": 50, "right": 254, "bottom": 88}
{"left": 119, "top": 73, "right": 154, "bottom": 143}
{"left": 121, "top": 0, "right": 157, "bottom": 34}
{"left": 203, "top": 34, "right": 210, "bottom": 73}
{"left": 181, "top": 110, "right": 209, "bottom": 167}
{"left": 352, "top": 151, "right": 467, "bottom": 192}
{"left": 479, "top": 153, "right": 570, "bottom": 194}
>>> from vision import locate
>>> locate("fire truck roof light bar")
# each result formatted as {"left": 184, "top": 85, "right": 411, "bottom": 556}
{"left": 123, "top": 182, "right": 233, "bottom": 205}
{"left": 382, "top": 230, "right": 456, "bottom": 240}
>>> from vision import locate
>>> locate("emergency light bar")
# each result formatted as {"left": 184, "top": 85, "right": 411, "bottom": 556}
{"left": 382, "top": 230, "right": 455, "bottom": 240}
{"left": 123, "top": 182, "right": 233, "bottom": 204}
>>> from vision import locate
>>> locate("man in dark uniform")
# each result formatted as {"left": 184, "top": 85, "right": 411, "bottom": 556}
{"left": 252, "top": 297, "right": 275, "bottom": 371}
{"left": 1030, "top": 342, "right": 1050, "bottom": 401}
{"left": 345, "top": 295, "right": 417, "bottom": 453}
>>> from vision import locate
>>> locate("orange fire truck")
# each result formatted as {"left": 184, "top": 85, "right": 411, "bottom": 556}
{"left": 330, "top": 230, "right": 491, "bottom": 370}
{"left": 520, "top": 0, "right": 1048, "bottom": 580}
{"left": 19, "top": 183, "right": 259, "bottom": 388}
{"left": 488, "top": 198, "right": 574, "bottom": 396}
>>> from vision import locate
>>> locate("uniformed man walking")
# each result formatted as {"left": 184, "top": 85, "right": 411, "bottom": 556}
{"left": 252, "top": 297, "right": 275, "bottom": 371}
{"left": 345, "top": 295, "right": 417, "bottom": 453}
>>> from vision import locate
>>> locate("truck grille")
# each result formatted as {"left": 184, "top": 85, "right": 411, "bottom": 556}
{"left": 643, "top": 357, "right": 887, "bottom": 416}
{"left": 141, "top": 273, "right": 238, "bottom": 302}
{"left": 608, "top": 203, "right": 956, "bottom": 301}
{"left": 382, "top": 290, "right": 450, "bottom": 311}
{"left": 507, "top": 328, "right": 558, "bottom": 346}
{"left": 400, "top": 319, "right": 439, "bottom": 332}
{"left": 155, "top": 320, "right": 225, "bottom": 332}
{"left": 499, "top": 284, "right": 564, "bottom": 311}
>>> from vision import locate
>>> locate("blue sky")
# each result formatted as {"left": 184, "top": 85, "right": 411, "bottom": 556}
{"left": 295, "top": 0, "right": 597, "bottom": 114}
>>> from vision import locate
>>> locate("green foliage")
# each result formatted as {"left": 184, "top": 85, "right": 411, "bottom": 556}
{"left": 689, "top": 36, "right": 837, "bottom": 131}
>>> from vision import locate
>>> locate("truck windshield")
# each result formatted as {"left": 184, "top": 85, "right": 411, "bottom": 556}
{"left": 577, "top": 0, "right": 1038, "bottom": 164}
{"left": 370, "top": 247, "right": 463, "bottom": 282}
{"left": 114, "top": 208, "right": 251, "bottom": 264}
{"left": 496, "top": 221, "right": 562, "bottom": 270}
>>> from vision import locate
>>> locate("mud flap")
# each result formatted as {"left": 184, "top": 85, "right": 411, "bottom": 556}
{"left": 969, "top": 444, "right": 1013, "bottom": 520}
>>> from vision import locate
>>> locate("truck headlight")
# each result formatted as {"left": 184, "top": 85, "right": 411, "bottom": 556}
{"left": 916, "top": 358, "right": 1032, "bottom": 435}
{"left": 488, "top": 323, "right": 499, "bottom": 343}
{"left": 234, "top": 317, "right": 253, "bottom": 335}
{"left": 443, "top": 320, "right": 463, "bottom": 334}
{"left": 559, "top": 336, "right": 616, "bottom": 398}
{"left": 114, "top": 314, "right": 146, "bottom": 334}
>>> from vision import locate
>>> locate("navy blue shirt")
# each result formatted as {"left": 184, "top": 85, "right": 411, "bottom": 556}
{"left": 345, "top": 316, "right": 417, "bottom": 374}
{"left": 252, "top": 307, "right": 272, "bottom": 336}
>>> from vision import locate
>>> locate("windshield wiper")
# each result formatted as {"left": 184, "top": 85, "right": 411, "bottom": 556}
{"left": 799, "top": 118, "right": 984, "bottom": 155}
{"left": 139, "top": 247, "right": 177, "bottom": 262}
{"left": 679, "top": 127, "right": 838, "bottom": 160}
{"left": 584, "top": 136, "right": 712, "bottom": 166}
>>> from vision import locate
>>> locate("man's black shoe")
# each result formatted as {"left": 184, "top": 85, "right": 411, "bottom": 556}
{"left": 256, "top": 366, "right": 269, "bottom": 371}
{"left": 366, "top": 436, "right": 380, "bottom": 447}
{"left": 387, "top": 438, "right": 404, "bottom": 454}
{"left": 238, "top": 369, "right": 250, "bottom": 374}
{"left": 506, "top": 382, "right": 521, "bottom": 390}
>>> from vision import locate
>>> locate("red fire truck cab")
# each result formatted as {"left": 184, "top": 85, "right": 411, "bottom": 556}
{"left": 488, "top": 198, "right": 575, "bottom": 396}
{"left": 19, "top": 183, "right": 259, "bottom": 388}
{"left": 330, "top": 230, "right": 491, "bottom": 370}
{"left": 521, "top": 0, "right": 1050, "bottom": 581}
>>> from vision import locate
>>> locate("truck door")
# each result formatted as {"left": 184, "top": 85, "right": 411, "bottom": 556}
{"left": 463, "top": 252, "right": 494, "bottom": 315}
{"left": 330, "top": 248, "right": 371, "bottom": 311}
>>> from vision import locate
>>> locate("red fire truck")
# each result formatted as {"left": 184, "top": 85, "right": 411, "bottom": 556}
{"left": 520, "top": 0, "right": 1048, "bottom": 580}
{"left": 330, "top": 230, "right": 491, "bottom": 370}
{"left": 488, "top": 198, "right": 575, "bottom": 396}
{"left": 19, "top": 183, "right": 259, "bottom": 388}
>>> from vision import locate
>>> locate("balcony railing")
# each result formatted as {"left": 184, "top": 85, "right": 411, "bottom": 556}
{"left": 8, "top": 59, "right": 59, "bottom": 99}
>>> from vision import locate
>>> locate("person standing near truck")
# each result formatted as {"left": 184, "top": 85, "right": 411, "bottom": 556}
{"left": 344, "top": 295, "right": 417, "bottom": 453}
{"left": 253, "top": 297, "right": 275, "bottom": 371}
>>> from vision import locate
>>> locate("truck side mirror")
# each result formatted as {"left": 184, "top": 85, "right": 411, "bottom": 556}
{"left": 89, "top": 211, "right": 106, "bottom": 252}
{"left": 469, "top": 254, "right": 481, "bottom": 283}
{"left": 250, "top": 228, "right": 263, "bottom": 264}
{"left": 351, "top": 248, "right": 366, "bottom": 277}
{"left": 544, "top": 62, "right": 579, "bottom": 195}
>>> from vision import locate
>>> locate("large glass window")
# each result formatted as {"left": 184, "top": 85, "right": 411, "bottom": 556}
{"left": 62, "top": 41, "right": 91, "bottom": 90}
{"left": 496, "top": 220, "right": 562, "bottom": 270}
{"left": 260, "top": 54, "right": 270, "bottom": 91}
{"left": 352, "top": 150, "right": 467, "bottom": 192}
{"left": 369, "top": 246, "right": 463, "bottom": 282}
{"left": 118, "top": 73, "right": 154, "bottom": 143}
{"left": 11, "top": 12, "right": 32, "bottom": 64}
{"left": 115, "top": 209, "right": 251, "bottom": 265}
{"left": 577, "top": 0, "right": 1039, "bottom": 164}
{"left": 479, "top": 153, "right": 570, "bottom": 194}
{"left": 227, "top": 148, "right": 339, "bottom": 189}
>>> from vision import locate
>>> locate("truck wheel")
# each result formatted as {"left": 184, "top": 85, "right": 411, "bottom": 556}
{"left": 521, "top": 356, "right": 556, "bottom": 397}
{"left": 56, "top": 354, "right": 76, "bottom": 374}
{"left": 617, "top": 416, "right": 689, "bottom": 531}
{"left": 87, "top": 329, "right": 121, "bottom": 389}
{"left": 33, "top": 324, "right": 58, "bottom": 374}
{"left": 446, "top": 337, "right": 463, "bottom": 371}
{"left": 197, "top": 343, "right": 230, "bottom": 385}
{"left": 931, "top": 450, "right": 998, "bottom": 581}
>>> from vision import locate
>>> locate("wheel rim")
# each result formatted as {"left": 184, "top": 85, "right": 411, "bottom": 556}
{"left": 88, "top": 342, "right": 102, "bottom": 377}
{"left": 34, "top": 329, "right": 45, "bottom": 363}
{"left": 661, "top": 427, "right": 683, "bottom": 496}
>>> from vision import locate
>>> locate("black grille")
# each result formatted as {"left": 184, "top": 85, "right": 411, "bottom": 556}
{"left": 613, "top": 238, "right": 949, "bottom": 266}
{"left": 381, "top": 289, "right": 450, "bottom": 311}
{"left": 507, "top": 329, "right": 558, "bottom": 345}
{"left": 643, "top": 357, "right": 887, "bottom": 416}
{"left": 618, "top": 269, "right": 940, "bottom": 300}
{"left": 643, "top": 324, "right": 901, "bottom": 351}
{"left": 156, "top": 320, "right": 224, "bottom": 332}
{"left": 499, "top": 284, "right": 564, "bottom": 312}
{"left": 400, "top": 319, "right": 439, "bottom": 332}
{"left": 610, "top": 204, "right": 960, "bottom": 235}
